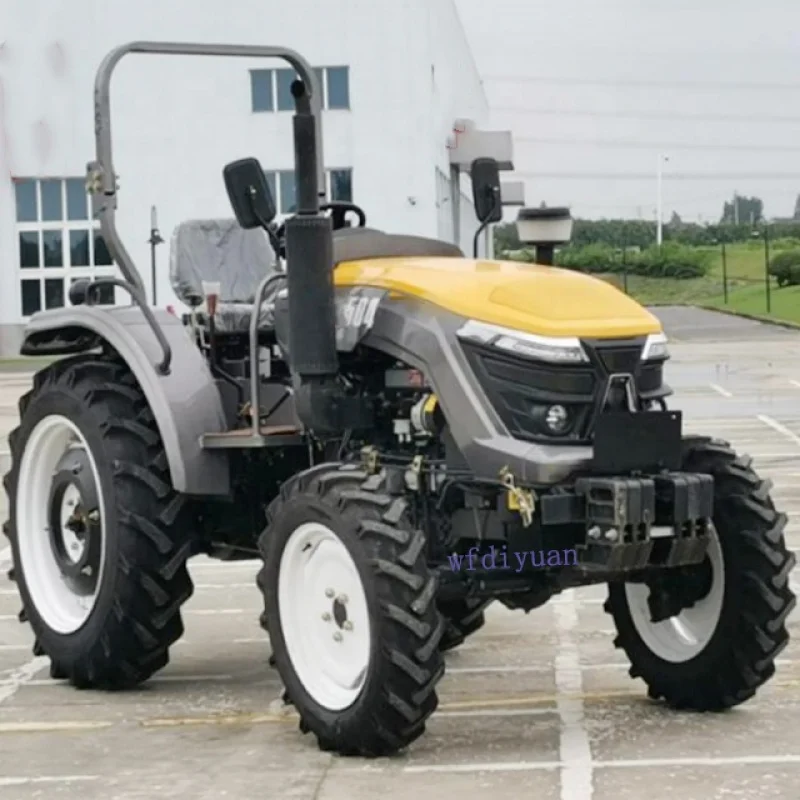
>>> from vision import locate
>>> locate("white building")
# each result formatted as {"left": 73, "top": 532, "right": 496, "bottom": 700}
{"left": 0, "top": 0, "right": 512, "bottom": 356}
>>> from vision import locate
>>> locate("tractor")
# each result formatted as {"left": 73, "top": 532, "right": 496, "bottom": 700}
{"left": 3, "top": 42, "right": 796, "bottom": 758}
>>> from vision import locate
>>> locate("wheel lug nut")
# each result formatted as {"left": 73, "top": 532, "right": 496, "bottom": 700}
{"left": 338, "top": 594, "right": 348, "bottom": 604}
{"left": 321, "top": 612, "right": 331, "bottom": 622}
{"left": 325, "top": 588, "right": 335, "bottom": 598}
{"left": 343, "top": 621, "right": 353, "bottom": 631}
{"left": 333, "top": 632, "right": 343, "bottom": 642}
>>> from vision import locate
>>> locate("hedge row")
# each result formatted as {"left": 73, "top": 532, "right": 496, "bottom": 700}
{"left": 549, "top": 242, "right": 713, "bottom": 279}
{"left": 768, "top": 249, "right": 800, "bottom": 287}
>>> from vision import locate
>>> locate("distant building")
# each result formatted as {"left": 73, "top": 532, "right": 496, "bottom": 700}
{"left": 0, "top": 0, "right": 498, "bottom": 356}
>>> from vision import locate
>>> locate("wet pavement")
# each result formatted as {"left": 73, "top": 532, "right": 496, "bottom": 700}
{"left": 0, "top": 305, "right": 799, "bottom": 799}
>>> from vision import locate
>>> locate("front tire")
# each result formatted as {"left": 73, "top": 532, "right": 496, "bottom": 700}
{"left": 3, "top": 355, "right": 196, "bottom": 688}
{"left": 257, "top": 463, "right": 446, "bottom": 757}
{"left": 605, "top": 437, "right": 796, "bottom": 709}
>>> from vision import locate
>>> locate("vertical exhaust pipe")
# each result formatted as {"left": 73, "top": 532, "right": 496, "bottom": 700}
{"left": 284, "top": 78, "right": 372, "bottom": 433}
{"left": 284, "top": 79, "right": 338, "bottom": 382}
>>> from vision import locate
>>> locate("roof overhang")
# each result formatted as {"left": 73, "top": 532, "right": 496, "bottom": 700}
{"left": 447, "top": 118, "right": 514, "bottom": 171}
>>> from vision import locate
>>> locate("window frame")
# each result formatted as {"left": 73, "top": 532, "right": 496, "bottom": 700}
{"left": 14, "top": 177, "right": 117, "bottom": 319}
{"left": 263, "top": 168, "right": 354, "bottom": 215}
{"left": 250, "top": 66, "right": 350, "bottom": 112}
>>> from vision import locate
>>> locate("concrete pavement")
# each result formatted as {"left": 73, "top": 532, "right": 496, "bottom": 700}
{"left": 0, "top": 305, "right": 799, "bottom": 799}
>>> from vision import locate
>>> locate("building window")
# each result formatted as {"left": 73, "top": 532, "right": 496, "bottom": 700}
{"left": 14, "top": 177, "right": 116, "bottom": 318}
{"left": 326, "top": 67, "right": 350, "bottom": 110}
{"left": 251, "top": 66, "right": 350, "bottom": 112}
{"left": 263, "top": 169, "right": 353, "bottom": 215}
{"left": 250, "top": 69, "right": 274, "bottom": 112}
{"left": 329, "top": 169, "right": 352, "bottom": 202}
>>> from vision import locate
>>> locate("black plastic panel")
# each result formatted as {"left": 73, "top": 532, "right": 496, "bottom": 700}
{"left": 592, "top": 410, "right": 683, "bottom": 473}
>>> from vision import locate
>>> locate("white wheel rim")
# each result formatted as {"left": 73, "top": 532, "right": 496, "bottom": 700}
{"left": 625, "top": 527, "right": 725, "bottom": 663}
{"left": 277, "top": 522, "right": 371, "bottom": 711}
{"left": 16, "top": 414, "right": 107, "bottom": 634}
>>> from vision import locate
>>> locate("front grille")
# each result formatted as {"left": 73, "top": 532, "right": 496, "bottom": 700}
{"left": 461, "top": 338, "right": 669, "bottom": 445}
{"left": 595, "top": 345, "right": 643, "bottom": 375}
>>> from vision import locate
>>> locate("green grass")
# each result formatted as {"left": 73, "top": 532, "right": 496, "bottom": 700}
{"left": 594, "top": 242, "right": 800, "bottom": 325}
{"left": 704, "top": 283, "right": 800, "bottom": 325}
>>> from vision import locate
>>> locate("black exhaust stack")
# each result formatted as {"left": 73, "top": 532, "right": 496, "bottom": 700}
{"left": 284, "top": 79, "right": 369, "bottom": 433}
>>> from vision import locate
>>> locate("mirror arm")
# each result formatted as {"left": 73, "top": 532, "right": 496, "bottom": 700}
{"left": 472, "top": 189, "right": 500, "bottom": 259}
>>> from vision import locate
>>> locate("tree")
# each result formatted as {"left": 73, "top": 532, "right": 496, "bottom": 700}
{"left": 493, "top": 222, "right": 521, "bottom": 253}
{"left": 721, "top": 195, "right": 763, "bottom": 225}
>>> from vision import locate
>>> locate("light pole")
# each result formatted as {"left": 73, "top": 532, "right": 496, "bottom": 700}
{"left": 656, "top": 154, "right": 669, "bottom": 247}
{"left": 148, "top": 205, "right": 164, "bottom": 306}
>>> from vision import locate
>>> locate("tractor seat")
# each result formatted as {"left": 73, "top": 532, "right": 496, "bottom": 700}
{"left": 169, "top": 219, "right": 464, "bottom": 334}
{"left": 169, "top": 218, "right": 283, "bottom": 333}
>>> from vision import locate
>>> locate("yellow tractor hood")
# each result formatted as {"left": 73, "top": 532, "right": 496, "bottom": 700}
{"left": 334, "top": 257, "right": 662, "bottom": 339}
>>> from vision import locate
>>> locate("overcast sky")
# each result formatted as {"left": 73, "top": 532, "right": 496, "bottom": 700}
{"left": 454, "top": 0, "right": 800, "bottom": 222}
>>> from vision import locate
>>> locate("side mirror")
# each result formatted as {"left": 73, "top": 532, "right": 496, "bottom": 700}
{"left": 222, "top": 157, "right": 276, "bottom": 229}
{"left": 470, "top": 158, "right": 503, "bottom": 224}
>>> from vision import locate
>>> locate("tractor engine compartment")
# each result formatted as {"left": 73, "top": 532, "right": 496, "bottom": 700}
{"left": 308, "top": 354, "right": 717, "bottom": 613}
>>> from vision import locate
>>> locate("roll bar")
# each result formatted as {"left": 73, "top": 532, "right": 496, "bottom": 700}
{"left": 87, "top": 41, "right": 326, "bottom": 294}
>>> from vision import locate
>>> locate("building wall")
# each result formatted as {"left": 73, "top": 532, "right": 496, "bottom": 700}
{"left": 0, "top": 0, "right": 487, "bottom": 355}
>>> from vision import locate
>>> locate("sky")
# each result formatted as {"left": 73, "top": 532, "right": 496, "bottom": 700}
{"left": 454, "top": 0, "right": 800, "bottom": 222}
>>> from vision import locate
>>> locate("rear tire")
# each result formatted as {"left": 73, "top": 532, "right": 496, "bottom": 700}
{"left": 3, "top": 355, "right": 196, "bottom": 688}
{"left": 257, "top": 463, "right": 446, "bottom": 757}
{"left": 605, "top": 437, "right": 796, "bottom": 710}
{"left": 438, "top": 598, "right": 490, "bottom": 652}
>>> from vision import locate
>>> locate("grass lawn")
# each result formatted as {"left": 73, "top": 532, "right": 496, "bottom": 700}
{"left": 596, "top": 241, "right": 800, "bottom": 324}
{"left": 704, "top": 283, "right": 800, "bottom": 325}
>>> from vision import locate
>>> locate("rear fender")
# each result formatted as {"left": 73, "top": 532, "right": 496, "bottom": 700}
{"left": 20, "top": 306, "right": 230, "bottom": 496}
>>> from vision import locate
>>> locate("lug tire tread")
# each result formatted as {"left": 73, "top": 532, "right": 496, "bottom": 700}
{"left": 3, "top": 354, "right": 195, "bottom": 689}
{"left": 257, "top": 463, "right": 445, "bottom": 757}
{"left": 605, "top": 436, "right": 796, "bottom": 710}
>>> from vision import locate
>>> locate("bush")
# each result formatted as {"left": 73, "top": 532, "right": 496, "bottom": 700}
{"left": 769, "top": 250, "right": 800, "bottom": 286}
{"left": 554, "top": 242, "right": 711, "bottom": 280}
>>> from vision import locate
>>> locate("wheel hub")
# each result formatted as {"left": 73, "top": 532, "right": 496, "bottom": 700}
{"left": 16, "top": 414, "right": 107, "bottom": 635}
{"left": 332, "top": 597, "right": 348, "bottom": 628}
{"left": 278, "top": 522, "right": 371, "bottom": 711}
{"left": 624, "top": 526, "right": 725, "bottom": 663}
{"left": 47, "top": 449, "right": 102, "bottom": 594}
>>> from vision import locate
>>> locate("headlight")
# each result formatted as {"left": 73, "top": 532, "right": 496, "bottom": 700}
{"left": 641, "top": 332, "right": 669, "bottom": 361}
{"left": 456, "top": 320, "right": 588, "bottom": 364}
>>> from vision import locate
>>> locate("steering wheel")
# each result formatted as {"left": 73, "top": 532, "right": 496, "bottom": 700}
{"left": 319, "top": 201, "right": 366, "bottom": 229}
{"left": 272, "top": 202, "right": 366, "bottom": 252}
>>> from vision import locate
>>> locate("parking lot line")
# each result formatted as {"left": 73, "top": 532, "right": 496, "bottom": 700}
{"left": 708, "top": 383, "right": 733, "bottom": 397}
{"left": 0, "top": 775, "right": 99, "bottom": 788}
{"left": 3, "top": 675, "right": 799, "bottom": 741}
{"left": 790, "top": 380, "right": 800, "bottom": 390}
{"left": 0, "top": 720, "right": 113, "bottom": 734}
{"left": 20, "top": 672, "right": 238, "bottom": 688}
{"left": 372, "top": 754, "right": 800, "bottom": 775}
{"left": 758, "top": 415, "right": 800, "bottom": 447}
{"left": 447, "top": 665, "right": 551, "bottom": 675}
{"left": 0, "top": 657, "right": 45, "bottom": 704}
{"left": 553, "top": 590, "right": 593, "bottom": 800}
